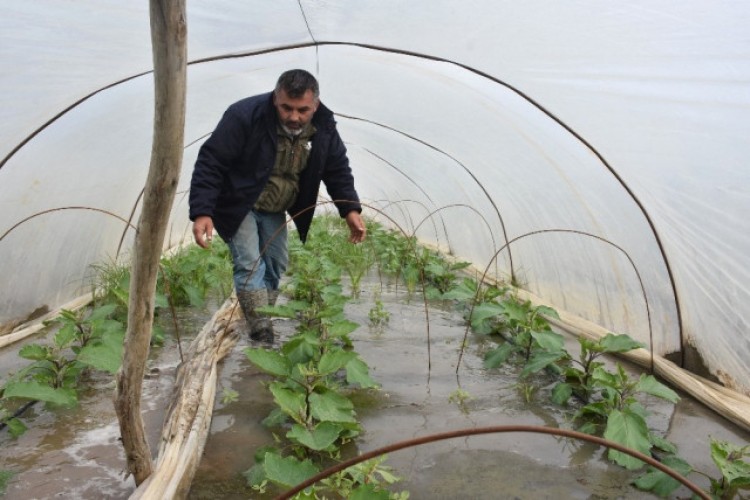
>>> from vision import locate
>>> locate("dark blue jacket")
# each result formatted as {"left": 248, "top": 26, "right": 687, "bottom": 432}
{"left": 189, "top": 92, "right": 361, "bottom": 242}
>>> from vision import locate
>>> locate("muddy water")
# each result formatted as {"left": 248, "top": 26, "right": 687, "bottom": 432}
{"left": 1, "top": 278, "right": 749, "bottom": 499}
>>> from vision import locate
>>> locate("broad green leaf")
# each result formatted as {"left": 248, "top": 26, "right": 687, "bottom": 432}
{"left": 77, "top": 333, "right": 124, "bottom": 374}
{"left": 711, "top": 439, "right": 750, "bottom": 487}
{"left": 287, "top": 422, "right": 343, "bottom": 451}
{"left": 502, "top": 299, "right": 529, "bottom": 323}
{"left": 59, "top": 309, "right": 79, "bottom": 322}
{"left": 577, "top": 421, "right": 600, "bottom": 435}
{"left": 468, "top": 312, "right": 495, "bottom": 334}
{"left": 650, "top": 434, "right": 678, "bottom": 455}
{"left": 18, "top": 344, "right": 49, "bottom": 361}
{"left": 97, "top": 319, "right": 125, "bottom": 336}
{"left": 635, "top": 375, "right": 680, "bottom": 403}
{"left": 54, "top": 324, "right": 77, "bottom": 349}
{"left": 309, "top": 389, "right": 357, "bottom": 423}
{"left": 185, "top": 284, "right": 204, "bottom": 307}
{"left": 604, "top": 409, "right": 652, "bottom": 470}
{"left": 521, "top": 351, "right": 566, "bottom": 378}
{"left": 328, "top": 319, "right": 359, "bottom": 338}
{"left": 6, "top": 417, "right": 27, "bottom": 438}
{"left": 551, "top": 382, "right": 573, "bottom": 406}
{"left": 483, "top": 343, "right": 514, "bottom": 369}
{"left": 261, "top": 407, "right": 288, "bottom": 428}
{"left": 578, "top": 401, "right": 608, "bottom": 418}
{"left": 633, "top": 454, "right": 692, "bottom": 497}
{"left": 282, "top": 334, "right": 319, "bottom": 363}
{"left": 441, "top": 279, "right": 478, "bottom": 301}
{"left": 469, "top": 302, "right": 505, "bottom": 324}
{"left": 87, "top": 303, "right": 118, "bottom": 322}
{"left": 591, "top": 366, "right": 618, "bottom": 388}
{"left": 318, "top": 350, "right": 357, "bottom": 376}
{"left": 263, "top": 452, "right": 319, "bottom": 488}
{"left": 253, "top": 445, "right": 278, "bottom": 464}
{"left": 350, "top": 483, "right": 391, "bottom": 500}
{"left": 530, "top": 330, "right": 565, "bottom": 352}
{"left": 345, "top": 357, "right": 379, "bottom": 389}
{"left": 243, "top": 463, "right": 266, "bottom": 487}
{"left": 3, "top": 381, "right": 77, "bottom": 407}
{"left": 245, "top": 348, "right": 291, "bottom": 377}
{"left": 535, "top": 305, "right": 560, "bottom": 320}
{"left": 600, "top": 333, "right": 644, "bottom": 353}
{"left": 578, "top": 336, "right": 598, "bottom": 355}
{"left": 269, "top": 383, "right": 306, "bottom": 422}
{"left": 627, "top": 401, "right": 650, "bottom": 420}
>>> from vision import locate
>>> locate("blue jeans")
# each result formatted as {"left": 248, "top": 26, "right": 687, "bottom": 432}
{"left": 227, "top": 210, "right": 288, "bottom": 293}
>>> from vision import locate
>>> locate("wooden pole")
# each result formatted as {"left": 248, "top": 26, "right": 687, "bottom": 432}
{"left": 114, "top": 0, "right": 187, "bottom": 485}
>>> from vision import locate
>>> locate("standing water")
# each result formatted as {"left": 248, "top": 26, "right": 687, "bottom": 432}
{"left": 1, "top": 275, "right": 748, "bottom": 499}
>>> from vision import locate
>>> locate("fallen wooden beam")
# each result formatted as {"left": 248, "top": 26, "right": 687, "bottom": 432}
{"left": 130, "top": 296, "right": 243, "bottom": 499}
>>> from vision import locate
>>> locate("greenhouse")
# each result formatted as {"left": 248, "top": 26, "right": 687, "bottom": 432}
{"left": 1, "top": 1, "right": 749, "bottom": 499}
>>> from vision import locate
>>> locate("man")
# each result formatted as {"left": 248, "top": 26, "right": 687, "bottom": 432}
{"left": 189, "top": 69, "right": 366, "bottom": 341}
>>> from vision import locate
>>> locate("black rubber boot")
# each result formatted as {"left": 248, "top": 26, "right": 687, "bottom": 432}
{"left": 237, "top": 289, "right": 274, "bottom": 343}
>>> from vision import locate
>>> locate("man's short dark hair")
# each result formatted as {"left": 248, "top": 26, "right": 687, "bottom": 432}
{"left": 275, "top": 69, "right": 319, "bottom": 99}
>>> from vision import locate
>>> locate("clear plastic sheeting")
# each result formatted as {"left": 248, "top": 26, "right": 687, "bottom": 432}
{"left": 1, "top": 1, "right": 749, "bottom": 397}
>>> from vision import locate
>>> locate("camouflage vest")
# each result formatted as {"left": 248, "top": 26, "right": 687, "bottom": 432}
{"left": 254, "top": 122, "right": 316, "bottom": 213}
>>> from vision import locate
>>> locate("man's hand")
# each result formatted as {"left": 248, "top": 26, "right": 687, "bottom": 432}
{"left": 193, "top": 215, "right": 215, "bottom": 248}
{"left": 345, "top": 211, "right": 367, "bottom": 244}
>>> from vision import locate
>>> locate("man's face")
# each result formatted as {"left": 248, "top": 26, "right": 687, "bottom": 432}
{"left": 273, "top": 88, "right": 319, "bottom": 136}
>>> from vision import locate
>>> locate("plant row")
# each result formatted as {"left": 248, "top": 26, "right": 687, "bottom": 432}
{"left": 247, "top": 215, "right": 748, "bottom": 499}
{"left": 0, "top": 241, "right": 233, "bottom": 436}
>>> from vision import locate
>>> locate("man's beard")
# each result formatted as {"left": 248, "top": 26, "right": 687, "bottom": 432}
{"left": 282, "top": 123, "right": 303, "bottom": 136}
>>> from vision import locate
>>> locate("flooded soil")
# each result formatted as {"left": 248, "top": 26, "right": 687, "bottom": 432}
{"left": 1, "top": 275, "right": 749, "bottom": 499}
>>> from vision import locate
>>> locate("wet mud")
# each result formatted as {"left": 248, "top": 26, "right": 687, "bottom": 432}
{"left": 1, "top": 277, "right": 749, "bottom": 499}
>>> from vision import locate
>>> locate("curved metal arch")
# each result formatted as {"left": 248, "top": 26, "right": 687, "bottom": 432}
{"left": 0, "top": 38, "right": 683, "bottom": 362}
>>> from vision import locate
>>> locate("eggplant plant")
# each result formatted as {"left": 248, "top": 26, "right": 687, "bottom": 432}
{"left": 706, "top": 439, "right": 750, "bottom": 499}
{"left": 481, "top": 296, "right": 567, "bottom": 377}
{"left": 548, "top": 332, "right": 680, "bottom": 470}
{"left": 552, "top": 333, "right": 645, "bottom": 405}
{"left": 0, "top": 304, "right": 126, "bottom": 436}
{"left": 243, "top": 220, "right": 389, "bottom": 495}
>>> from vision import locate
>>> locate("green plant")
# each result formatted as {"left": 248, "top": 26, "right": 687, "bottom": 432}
{"left": 421, "top": 252, "right": 471, "bottom": 297}
{"left": 0, "top": 469, "right": 13, "bottom": 495}
{"left": 221, "top": 387, "right": 239, "bottom": 405}
{"left": 245, "top": 303, "right": 378, "bottom": 454}
{"left": 295, "top": 455, "right": 409, "bottom": 499}
{"left": 549, "top": 332, "right": 681, "bottom": 471}
{"left": 707, "top": 438, "right": 750, "bottom": 499}
{"left": 0, "top": 403, "right": 26, "bottom": 438}
{"left": 320, "top": 218, "right": 374, "bottom": 298}
{"left": 552, "top": 333, "right": 645, "bottom": 405}
{"left": 90, "top": 259, "right": 131, "bottom": 318}
{"left": 517, "top": 382, "right": 538, "bottom": 403}
{"left": 43, "top": 304, "right": 126, "bottom": 375}
{"left": 368, "top": 225, "right": 413, "bottom": 278}
{"left": 442, "top": 277, "right": 507, "bottom": 307}
{"left": 448, "top": 388, "right": 473, "bottom": 414}
{"left": 242, "top": 216, "right": 415, "bottom": 497}
{"left": 158, "top": 239, "right": 233, "bottom": 308}
{"left": 0, "top": 304, "right": 126, "bottom": 436}
{"left": 574, "top": 364, "right": 680, "bottom": 469}
{"left": 368, "top": 294, "right": 390, "bottom": 327}
{"left": 482, "top": 297, "right": 567, "bottom": 377}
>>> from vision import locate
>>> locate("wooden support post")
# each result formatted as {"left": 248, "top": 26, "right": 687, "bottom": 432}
{"left": 114, "top": 0, "right": 187, "bottom": 486}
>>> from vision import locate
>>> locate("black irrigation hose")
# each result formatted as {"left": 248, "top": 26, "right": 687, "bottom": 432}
{"left": 0, "top": 400, "right": 37, "bottom": 432}
{"left": 275, "top": 425, "right": 710, "bottom": 500}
